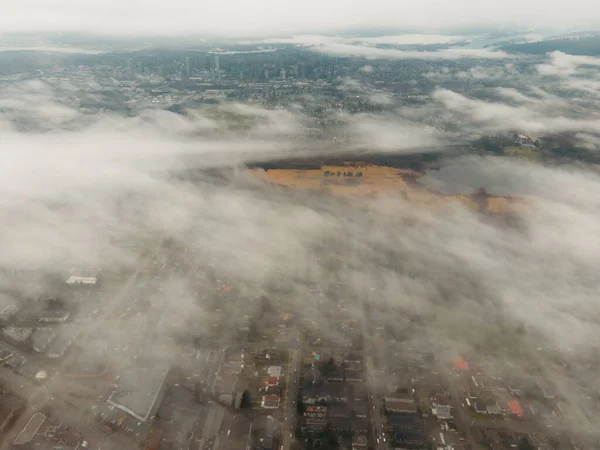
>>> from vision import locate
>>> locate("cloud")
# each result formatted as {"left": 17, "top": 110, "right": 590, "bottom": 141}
{"left": 4, "top": 61, "right": 600, "bottom": 432}
{"left": 346, "top": 115, "right": 445, "bottom": 151}
{"left": 312, "top": 43, "right": 511, "bottom": 60}
{"left": 346, "top": 34, "right": 467, "bottom": 45}
{"left": 537, "top": 51, "right": 600, "bottom": 76}
{"left": 433, "top": 88, "right": 600, "bottom": 135}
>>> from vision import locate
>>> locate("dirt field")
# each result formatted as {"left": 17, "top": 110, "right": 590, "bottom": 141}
{"left": 249, "top": 163, "right": 529, "bottom": 214}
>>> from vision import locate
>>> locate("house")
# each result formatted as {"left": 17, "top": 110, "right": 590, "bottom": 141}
{"left": 508, "top": 399, "right": 523, "bottom": 418}
{"left": 303, "top": 383, "right": 348, "bottom": 405}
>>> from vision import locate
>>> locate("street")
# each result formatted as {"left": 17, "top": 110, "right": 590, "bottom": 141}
{"left": 280, "top": 349, "right": 299, "bottom": 450}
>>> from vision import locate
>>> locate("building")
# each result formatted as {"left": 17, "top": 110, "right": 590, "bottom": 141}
{"left": 432, "top": 405, "right": 453, "bottom": 420}
{"left": 393, "top": 430, "right": 425, "bottom": 449}
{"left": 32, "top": 328, "right": 57, "bottom": 353}
{"left": 267, "top": 366, "right": 282, "bottom": 378}
{"left": 0, "top": 304, "right": 19, "bottom": 322}
{"left": 385, "top": 393, "right": 417, "bottom": 414}
{"left": 66, "top": 276, "right": 98, "bottom": 286}
{"left": 388, "top": 414, "right": 421, "bottom": 430}
{"left": 39, "top": 310, "right": 70, "bottom": 323}
{"left": 3, "top": 327, "right": 32, "bottom": 344}
{"left": 0, "top": 346, "right": 14, "bottom": 362}
{"left": 108, "top": 366, "right": 169, "bottom": 422}
{"left": 303, "top": 383, "right": 348, "bottom": 405}
{"left": 261, "top": 394, "right": 280, "bottom": 409}
{"left": 508, "top": 399, "right": 524, "bottom": 418}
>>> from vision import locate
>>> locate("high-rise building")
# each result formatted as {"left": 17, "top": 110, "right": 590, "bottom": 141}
{"left": 280, "top": 68, "right": 286, "bottom": 80}
{"left": 185, "top": 57, "right": 191, "bottom": 77}
{"left": 127, "top": 58, "right": 134, "bottom": 78}
{"left": 214, "top": 55, "right": 220, "bottom": 81}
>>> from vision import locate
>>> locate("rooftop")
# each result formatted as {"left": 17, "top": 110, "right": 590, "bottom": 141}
{"left": 108, "top": 366, "right": 169, "bottom": 422}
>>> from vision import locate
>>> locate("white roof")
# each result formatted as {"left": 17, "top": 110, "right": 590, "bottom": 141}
{"left": 66, "top": 276, "right": 97, "bottom": 285}
{"left": 268, "top": 366, "right": 282, "bottom": 377}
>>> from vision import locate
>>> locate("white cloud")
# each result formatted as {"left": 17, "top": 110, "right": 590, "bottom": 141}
{"left": 537, "top": 51, "right": 600, "bottom": 76}
{"left": 313, "top": 43, "right": 511, "bottom": 60}
{"left": 433, "top": 88, "right": 600, "bottom": 135}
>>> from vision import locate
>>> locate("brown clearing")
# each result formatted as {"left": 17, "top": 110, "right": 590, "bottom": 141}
{"left": 249, "top": 163, "right": 529, "bottom": 214}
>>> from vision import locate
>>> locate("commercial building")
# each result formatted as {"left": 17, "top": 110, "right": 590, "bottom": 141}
{"left": 108, "top": 366, "right": 169, "bottom": 422}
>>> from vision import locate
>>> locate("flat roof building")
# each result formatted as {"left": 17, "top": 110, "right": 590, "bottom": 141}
{"left": 66, "top": 276, "right": 98, "bottom": 286}
{"left": 3, "top": 327, "right": 33, "bottom": 343}
{"left": 108, "top": 366, "right": 169, "bottom": 422}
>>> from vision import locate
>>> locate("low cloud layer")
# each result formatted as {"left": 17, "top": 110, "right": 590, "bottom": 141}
{"left": 3, "top": 47, "right": 600, "bottom": 436}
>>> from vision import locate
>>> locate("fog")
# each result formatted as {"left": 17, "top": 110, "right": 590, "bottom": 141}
{"left": 2, "top": 46, "right": 600, "bottom": 444}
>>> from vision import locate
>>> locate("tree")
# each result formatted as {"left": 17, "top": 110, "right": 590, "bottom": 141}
{"left": 240, "top": 390, "right": 252, "bottom": 410}
{"left": 518, "top": 437, "right": 535, "bottom": 450}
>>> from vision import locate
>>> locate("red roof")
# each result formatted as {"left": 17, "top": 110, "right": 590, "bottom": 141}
{"left": 268, "top": 376, "right": 280, "bottom": 386}
{"left": 455, "top": 357, "right": 469, "bottom": 370}
{"left": 508, "top": 400, "right": 523, "bottom": 417}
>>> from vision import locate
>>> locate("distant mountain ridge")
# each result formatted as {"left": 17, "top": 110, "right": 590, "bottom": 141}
{"left": 501, "top": 35, "right": 600, "bottom": 56}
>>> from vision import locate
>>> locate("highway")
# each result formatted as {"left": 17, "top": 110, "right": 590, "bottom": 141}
{"left": 281, "top": 349, "right": 300, "bottom": 450}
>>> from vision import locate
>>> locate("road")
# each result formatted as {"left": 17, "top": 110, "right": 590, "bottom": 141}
{"left": 365, "top": 357, "right": 387, "bottom": 450}
{"left": 281, "top": 349, "right": 300, "bottom": 450}
{"left": 0, "top": 241, "right": 164, "bottom": 450}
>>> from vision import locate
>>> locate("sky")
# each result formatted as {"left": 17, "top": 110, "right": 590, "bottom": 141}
{"left": 2, "top": 0, "right": 600, "bottom": 37}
